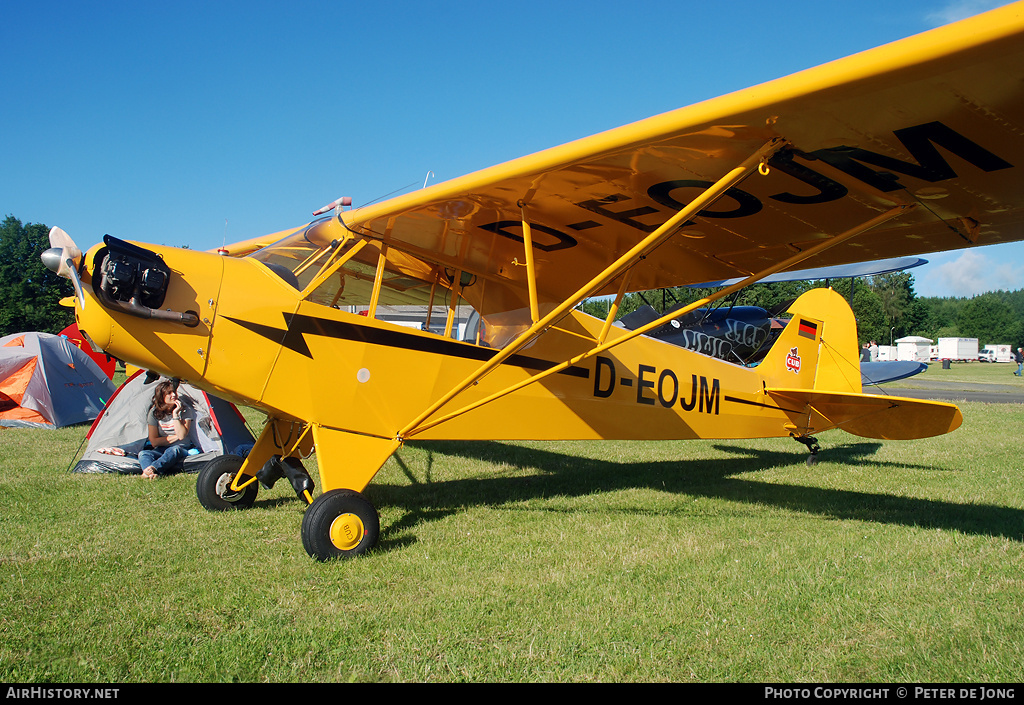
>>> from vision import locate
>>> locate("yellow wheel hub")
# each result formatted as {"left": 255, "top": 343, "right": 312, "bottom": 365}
{"left": 329, "top": 512, "right": 365, "bottom": 552}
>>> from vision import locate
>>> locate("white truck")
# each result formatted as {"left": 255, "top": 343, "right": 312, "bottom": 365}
{"left": 938, "top": 337, "right": 979, "bottom": 361}
{"left": 980, "top": 344, "right": 1011, "bottom": 362}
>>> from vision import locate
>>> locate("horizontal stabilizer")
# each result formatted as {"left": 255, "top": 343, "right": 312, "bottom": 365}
{"left": 861, "top": 360, "right": 927, "bottom": 386}
{"left": 766, "top": 388, "right": 962, "bottom": 440}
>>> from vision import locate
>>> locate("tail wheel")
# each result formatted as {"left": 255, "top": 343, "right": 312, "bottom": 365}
{"left": 196, "top": 454, "right": 258, "bottom": 511}
{"left": 301, "top": 489, "right": 380, "bottom": 561}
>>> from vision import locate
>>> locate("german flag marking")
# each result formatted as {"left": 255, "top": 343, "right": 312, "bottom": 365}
{"left": 798, "top": 319, "right": 818, "bottom": 339}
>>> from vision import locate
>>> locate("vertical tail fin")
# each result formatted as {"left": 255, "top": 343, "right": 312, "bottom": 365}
{"left": 760, "top": 288, "right": 961, "bottom": 441}
{"left": 761, "top": 288, "right": 861, "bottom": 393}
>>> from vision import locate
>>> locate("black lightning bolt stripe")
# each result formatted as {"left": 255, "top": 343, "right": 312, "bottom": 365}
{"left": 224, "top": 313, "right": 590, "bottom": 379}
{"left": 723, "top": 395, "right": 805, "bottom": 414}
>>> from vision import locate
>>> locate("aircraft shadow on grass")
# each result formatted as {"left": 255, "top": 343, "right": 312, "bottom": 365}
{"left": 345, "top": 440, "right": 1024, "bottom": 552}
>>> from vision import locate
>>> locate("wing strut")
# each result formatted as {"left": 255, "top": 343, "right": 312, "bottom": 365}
{"left": 366, "top": 243, "right": 389, "bottom": 317}
{"left": 519, "top": 202, "right": 541, "bottom": 324}
{"left": 598, "top": 269, "right": 634, "bottom": 345}
{"left": 404, "top": 202, "right": 915, "bottom": 439}
{"left": 396, "top": 137, "right": 789, "bottom": 440}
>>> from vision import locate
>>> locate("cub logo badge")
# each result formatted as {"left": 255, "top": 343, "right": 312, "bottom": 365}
{"left": 785, "top": 347, "right": 802, "bottom": 373}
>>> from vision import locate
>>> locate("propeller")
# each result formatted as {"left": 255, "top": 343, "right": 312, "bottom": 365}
{"left": 48, "top": 226, "right": 82, "bottom": 261}
{"left": 41, "top": 226, "right": 85, "bottom": 301}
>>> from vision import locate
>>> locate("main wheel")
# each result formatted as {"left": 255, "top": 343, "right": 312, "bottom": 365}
{"left": 196, "top": 455, "right": 258, "bottom": 511}
{"left": 301, "top": 489, "right": 380, "bottom": 561}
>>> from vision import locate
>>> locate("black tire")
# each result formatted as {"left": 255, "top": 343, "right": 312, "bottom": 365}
{"left": 301, "top": 489, "right": 380, "bottom": 561}
{"left": 196, "top": 454, "right": 258, "bottom": 511}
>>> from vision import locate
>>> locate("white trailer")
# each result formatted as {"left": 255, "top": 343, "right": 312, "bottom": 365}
{"left": 981, "top": 344, "right": 1012, "bottom": 362}
{"left": 938, "top": 337, "right": 979, "bottom": 361}
{"left": 896, "top": 336, "right": 933, "bottom": 362}
{"left": 876, "top": 345, "right": 898, "bottom": 361}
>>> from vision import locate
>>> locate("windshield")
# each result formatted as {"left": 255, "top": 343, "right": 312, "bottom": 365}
{"left": 249, "top": 219, "right": 532, "bottom": 348}
{"left": 247, "top": 218, "right": 347, "bottom": 290}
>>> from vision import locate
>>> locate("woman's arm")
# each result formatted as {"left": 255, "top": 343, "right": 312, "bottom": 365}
{"left": 168, "top": 399, "right": 191, "bottom": 443}
{"left": 148, "top": 423, "right": 169, "bottom": 447}
{"left": 170, "top": 416, "right": 191, "bottom": 442}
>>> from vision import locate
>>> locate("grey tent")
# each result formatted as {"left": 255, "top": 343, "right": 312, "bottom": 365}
{"left": 0, "top": 332, "right": 116, "bottom": 428}
{"left": 73, "top": 370, "right": 255, "bottom": 474}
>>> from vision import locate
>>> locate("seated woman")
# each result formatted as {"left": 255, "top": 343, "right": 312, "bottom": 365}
{"left": 138, "top": 380, "right": 195, "bottom": 479}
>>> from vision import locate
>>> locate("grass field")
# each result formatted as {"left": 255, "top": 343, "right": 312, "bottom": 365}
{"left": 2, "top": 365, "right": 1023, "bottom": 682}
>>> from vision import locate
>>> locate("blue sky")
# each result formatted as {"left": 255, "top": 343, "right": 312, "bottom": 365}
{"left": 2, "top": 0, "right": 1019, "bottom": 298}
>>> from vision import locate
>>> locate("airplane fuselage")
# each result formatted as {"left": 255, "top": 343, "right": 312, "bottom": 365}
{"left": 75, "top": 241, "right": 823, "bottom": 450}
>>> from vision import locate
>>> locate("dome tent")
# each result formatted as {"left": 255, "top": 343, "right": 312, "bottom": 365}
{"left": 73, "top": 370, "right": 255, "bottom": 475}
{"left": 0, "top": 332, "right": 116, "bottom": 429}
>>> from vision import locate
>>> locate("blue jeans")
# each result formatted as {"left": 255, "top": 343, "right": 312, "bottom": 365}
{"left": 138, "top": 444, "right": 191, "bottom": 476}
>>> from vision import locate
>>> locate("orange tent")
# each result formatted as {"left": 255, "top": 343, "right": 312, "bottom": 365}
{"left": 0, "top": 332, "right": 116, "bottom": 428}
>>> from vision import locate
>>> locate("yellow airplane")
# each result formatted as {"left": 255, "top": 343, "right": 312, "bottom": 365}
{"left": 43, "top": 3, "right": 1024, "bottom": 560}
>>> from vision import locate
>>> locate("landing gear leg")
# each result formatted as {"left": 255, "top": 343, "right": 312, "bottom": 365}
{"left": 793, "top": 434, "right": 821, "bottom": 466}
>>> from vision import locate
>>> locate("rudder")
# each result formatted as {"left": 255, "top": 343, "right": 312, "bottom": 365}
{"left": 760, "top": 288, "right": 861, "bottom": 394}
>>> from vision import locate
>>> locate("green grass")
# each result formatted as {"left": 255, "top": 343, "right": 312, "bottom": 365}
{"left": 2, "top": 397, "right": 1024, "bottom": 682}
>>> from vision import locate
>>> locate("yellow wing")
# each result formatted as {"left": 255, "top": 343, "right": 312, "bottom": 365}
{"left": 321, "top": 2, "right": 1024, "bottom": 314}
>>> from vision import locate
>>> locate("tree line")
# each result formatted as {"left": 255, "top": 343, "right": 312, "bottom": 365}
{"left": 0, "top": 216, "right": 75, "bottom": 336}
{"left": 1, "top": 212, "right": 1021, "bottom": 348}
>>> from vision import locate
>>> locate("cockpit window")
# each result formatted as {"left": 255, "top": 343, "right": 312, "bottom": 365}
{"left": 247, "top": 218, "right": 343, "bottom": 290}
{"left": 251, "top": 222, "right": 532, "bottom": 349}
{"left": 306, "top": 240, "right": 438, "bottom": 309}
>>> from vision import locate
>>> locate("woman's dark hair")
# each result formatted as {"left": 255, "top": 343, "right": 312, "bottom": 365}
{"left": 151, "top": 380, "right": 177, "bottom": 420}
